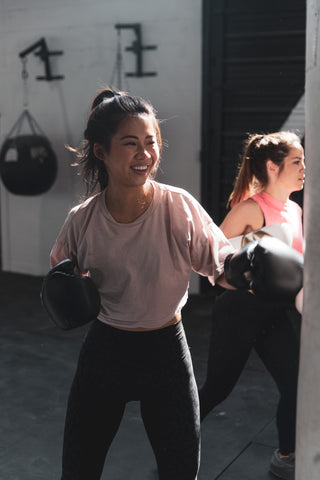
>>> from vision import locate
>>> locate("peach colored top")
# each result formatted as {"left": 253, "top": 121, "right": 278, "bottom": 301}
{"left": 250, "top": 192, "right": 303, "bottom": 254}
{"left": 50, "top": 181, "right": 234, "bottom": 329}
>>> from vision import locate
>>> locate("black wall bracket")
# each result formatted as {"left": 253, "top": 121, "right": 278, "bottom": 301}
{"left": 19, "top": 37, "right": 64, "bottom": 81}
{"left": 115, "top": 23, "right": 157, "bottom": 77}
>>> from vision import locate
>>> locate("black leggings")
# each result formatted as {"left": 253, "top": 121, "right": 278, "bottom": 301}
{"left": 61, "top": 320, "right": 200, "bottom": 480}
{"left": 199, "top": 289, "right": 301, "bottom": 455}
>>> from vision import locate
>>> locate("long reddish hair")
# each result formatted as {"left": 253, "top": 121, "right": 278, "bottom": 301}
{"left": 227, "top": 131, "right": 301, "bottom": 209}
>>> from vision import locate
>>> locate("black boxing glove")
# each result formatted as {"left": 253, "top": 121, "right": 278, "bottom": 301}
{"left": 41, "top": 259, "right": 101, "bottom": 330}
{"left": 224, "top": 241, "right": 258, "bottom": 289}
{"left": 250, "top": 236, "right": 303, "bottom": 303}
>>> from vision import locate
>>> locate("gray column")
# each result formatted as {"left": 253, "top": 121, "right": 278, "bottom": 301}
{"left": 296, "top": 1, "right": 320, "bottom": 478}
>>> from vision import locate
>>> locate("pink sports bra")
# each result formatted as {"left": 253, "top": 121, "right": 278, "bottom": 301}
{"left": 250, "top": 192, "right": 303, "bottom": 254}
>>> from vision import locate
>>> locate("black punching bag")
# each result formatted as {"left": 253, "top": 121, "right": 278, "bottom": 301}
{"left": 0, "top": 134, "right": 57, "bottom": 195}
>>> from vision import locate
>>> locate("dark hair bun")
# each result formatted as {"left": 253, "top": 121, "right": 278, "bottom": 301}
{"left": 91, "top": 89, "right": 121, "bottom": 110}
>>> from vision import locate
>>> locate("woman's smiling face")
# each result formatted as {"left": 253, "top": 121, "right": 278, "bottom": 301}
{"left": 96, "top": 114, "right": 160, "bottom": 190}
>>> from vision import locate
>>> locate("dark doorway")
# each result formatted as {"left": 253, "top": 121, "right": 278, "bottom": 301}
{"left": 200, "top": 0, "right": 306, "bottom": 292}
{"left": 201, "top": 0, "right": 306, "bottom": 223}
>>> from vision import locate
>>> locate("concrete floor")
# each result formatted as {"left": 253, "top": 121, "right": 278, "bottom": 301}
{"left": 0, "top": 271, "right": 281, "bottom": 479}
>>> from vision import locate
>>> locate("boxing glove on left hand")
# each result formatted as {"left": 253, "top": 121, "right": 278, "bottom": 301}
{"left": 250, "top": 236, "right": 303, "bottom": 303}
{"left": 41, "top": 259, "right": 101, "bottom": 330}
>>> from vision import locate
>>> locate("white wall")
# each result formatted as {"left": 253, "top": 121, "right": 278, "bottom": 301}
{"left": 0, "top": 0, "right": 202, "bottom": 291}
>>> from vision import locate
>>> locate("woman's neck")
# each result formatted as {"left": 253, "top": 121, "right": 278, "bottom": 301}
{"left": 105, "top": 181, "right": 154, "bottom": 223}
{"left": 262, "top": 185, "right": 290, "bottom": 203}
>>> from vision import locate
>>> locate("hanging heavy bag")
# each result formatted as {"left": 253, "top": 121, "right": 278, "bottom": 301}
{"left": 0, "top": 134, "right": 57, "bottom": 195}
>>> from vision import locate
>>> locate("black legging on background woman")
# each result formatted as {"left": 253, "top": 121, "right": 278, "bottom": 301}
{"left": 200, "top": 289, "right": 300, "bottom": 455}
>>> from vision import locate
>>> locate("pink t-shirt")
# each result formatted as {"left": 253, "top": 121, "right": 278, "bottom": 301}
{"left": 50, "top": 181, "right": 234, "bottom": 329}
{"left": 250, "top": 192, "right": 303, "bottom": 254}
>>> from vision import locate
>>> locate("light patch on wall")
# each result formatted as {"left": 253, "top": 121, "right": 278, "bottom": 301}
{"left": 281, "top": 93, "right": 305, "bottom": 138}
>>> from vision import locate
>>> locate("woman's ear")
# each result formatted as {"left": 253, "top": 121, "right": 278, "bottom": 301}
{"left": 266, "top": 159, "right": 279, "bottom": 175}
{"left": 93, "top": 143, "right": 106, "bottom": 161}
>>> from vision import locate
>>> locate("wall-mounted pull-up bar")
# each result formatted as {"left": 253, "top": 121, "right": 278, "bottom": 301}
{"left": 115, "top": 23, "right": 157, "bottom": 77}
{"left": 19, "top": 37, "right": 64, "bottom": 81}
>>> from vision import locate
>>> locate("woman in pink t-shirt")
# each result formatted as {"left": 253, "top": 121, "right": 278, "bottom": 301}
{"left": 51, "top": 87, "right": 234, "bottom": 480}
{"left": 199, "top": 132, "right": 305, "bottom": 480}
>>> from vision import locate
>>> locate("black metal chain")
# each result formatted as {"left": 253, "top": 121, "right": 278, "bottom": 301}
{"left": 21, "top": 57, "right": 29, "bottom": 109}
{"left": 5, "top": 58, "right": 46, "bottom": 139}
{"left": 110, "top": 29, "right": 130, "bottom": 91}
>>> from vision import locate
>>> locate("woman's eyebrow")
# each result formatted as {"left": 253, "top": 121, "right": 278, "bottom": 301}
{"left": 119, "top": 134, "right": 154, "bottom": 140}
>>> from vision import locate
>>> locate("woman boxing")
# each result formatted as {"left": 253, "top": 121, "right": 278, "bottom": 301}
{"left": 199, "top": 131, "right": 305, "bottom": 480}
{"left": 49, "top": 87, "right": 235, "bottom": 480}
